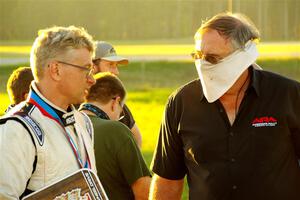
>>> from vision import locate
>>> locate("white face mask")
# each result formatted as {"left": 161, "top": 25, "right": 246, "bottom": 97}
{"left": 195, "top": 41, "right": 260, "bottom": 103}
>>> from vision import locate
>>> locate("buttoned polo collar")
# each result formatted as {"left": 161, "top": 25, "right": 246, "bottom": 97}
{"left": 249, "top": 66, "right": 261, "bottom": 97}
{"left": 198, "top": 80, "right": 205, "bottom": 101}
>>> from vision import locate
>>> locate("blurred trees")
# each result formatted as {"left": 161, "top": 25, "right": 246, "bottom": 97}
{"left": 0, "top": 0, "right": 299, "bottom": 42}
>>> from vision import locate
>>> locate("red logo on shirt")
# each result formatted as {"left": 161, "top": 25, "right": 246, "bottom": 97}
{"left": 252, "top": 116, "right": 278, "bottom": 127}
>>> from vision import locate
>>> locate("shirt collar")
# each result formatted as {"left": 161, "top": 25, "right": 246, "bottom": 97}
{"left": 249, "top": 65, "right": 261, "bottom": 97}
{"left": 199, "top": 80, "right": 205, "bottom": 101}
{"left": 28, "top": 82, "right": 76, "bottom": 126}
{"left": 199, "top": 65, "right": 261, "bottom": 102}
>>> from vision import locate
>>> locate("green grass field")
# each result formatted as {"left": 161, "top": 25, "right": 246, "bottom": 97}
{"left": 0, "top": 59, "right": 300, "bottom": 198}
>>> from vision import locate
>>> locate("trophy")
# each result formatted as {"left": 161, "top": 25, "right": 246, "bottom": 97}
{"left": 22, "top": 169, "right": 109, "bottom": 200}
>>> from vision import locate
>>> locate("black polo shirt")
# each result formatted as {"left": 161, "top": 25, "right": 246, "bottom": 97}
{"left": 151, "top": 67, "right": 300, "bottom": 200}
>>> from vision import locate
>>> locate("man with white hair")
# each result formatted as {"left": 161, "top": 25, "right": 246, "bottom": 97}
{"left": 150, "top": 13, "right": 300, "bottom": 200}
{"left": 0, "top": 26, "right": 97, "bottom": 199}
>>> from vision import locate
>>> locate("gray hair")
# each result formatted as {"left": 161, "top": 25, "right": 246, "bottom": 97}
{"left": 195, "top": 13, "right": 260, "bottom": 49}
{"left": 30, "top": 26, "right": 95, "bottom": 80}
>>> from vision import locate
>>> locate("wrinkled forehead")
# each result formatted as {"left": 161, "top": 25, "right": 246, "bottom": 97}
{"left": 194, "top": 29, "right": 231, "bottom": 53}
{"left": 194, "top": 28, "right": 212, "bottom": 51}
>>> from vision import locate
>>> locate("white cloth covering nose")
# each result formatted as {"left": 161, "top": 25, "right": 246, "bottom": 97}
{"left": 195, "top": 41, "right": 260, "bottom": 103}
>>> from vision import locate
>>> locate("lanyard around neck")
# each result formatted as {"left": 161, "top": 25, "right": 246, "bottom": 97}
{"left": 80, "top": 103, "right": 110, "bottom": 120}
{"left": 28, "top": 90, "right": 91, "bottom": 169}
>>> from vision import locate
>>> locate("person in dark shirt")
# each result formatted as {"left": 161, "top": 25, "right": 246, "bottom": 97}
{"left": 150, "top": 12, "right": 300, "bottom": 200}
{"left": 92, "top": 41, "right": 142, "bottom": 148}
{"left": 80, "top": 72, "right": 151, "bottom": 200}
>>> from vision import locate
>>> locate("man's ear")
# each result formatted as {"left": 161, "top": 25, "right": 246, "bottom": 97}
{"left": 112, "top": 96, "right": 122, "bottom": 112}
{"left": 48, "top": 61, "right": 62, "bottom": 81}
{"left": 23, "top": 93, "right": 29, "bottom": 101}
{"left": 92, "top": 63, "right": 100, "bottom": 74}
{"left": 111, "top": 98, "right": 117, "bottom": 112}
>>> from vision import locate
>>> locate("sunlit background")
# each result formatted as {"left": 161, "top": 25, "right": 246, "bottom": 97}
{"left": 0, "top": 0, "right": 299, "bottom": 62}
{"left": 1, "top": 0, "right": 299, "bottom": 41}
{"left": 0, "top": 0, "right": 299, "bottom": 198}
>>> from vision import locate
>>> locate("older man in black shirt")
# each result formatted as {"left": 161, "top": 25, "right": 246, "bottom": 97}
{"left": 150, "top": 13, "right": 300, "bottom": 200}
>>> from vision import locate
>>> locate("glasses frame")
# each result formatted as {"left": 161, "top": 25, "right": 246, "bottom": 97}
{"left": 112, "top": 97, "right": 125, "bottom": 120}
{"left": 191, "top": 45, "right": 241, "bottom": 64}
{"left": 190, "top": 51, "right": 224, "bottom": 64}
{"left": 57, "top": 60, "right": 94, "bottom": 78}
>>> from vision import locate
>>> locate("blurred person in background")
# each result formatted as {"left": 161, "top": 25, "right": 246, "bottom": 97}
{"left": 5, "top": 66, "right": 33, "bottom": 112}
{"left": 150, "top": 12, "right": 300, "bottom": 200}
{"left": 0, "top": 26, "right": 97, "bottom": 199}
{"left": 92, "top": 41, "right": 142, "bottom": 148}
{"left": 80, "top": 72, "right": 151, "bottom": 200}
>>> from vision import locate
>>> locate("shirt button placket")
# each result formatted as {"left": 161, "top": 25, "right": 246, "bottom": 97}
{"left": 228, "top": 129, "right": 238, "bottom": 192}
{"left": 228, "top": 131, "right": 235, "bottom": 163}
{"left": 229, "top": 131, "right": 236, "bottom": 162}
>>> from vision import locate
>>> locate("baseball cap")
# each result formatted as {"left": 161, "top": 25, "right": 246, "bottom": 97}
{"left": 94, "top": 41, "right": 129, "bottom": 65}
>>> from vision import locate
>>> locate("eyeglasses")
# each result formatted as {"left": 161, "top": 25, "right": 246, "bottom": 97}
{"left": 112, "top": 97, "right": 125, "bottom": 120}
{"left": 190, "top": 51, "right": 223, "bottom": 64}
{"left": 57, "top": 60, "right": 94, "bottom": 78}
{"left": 119, "top": 109, "right": 125, "bottom": 121}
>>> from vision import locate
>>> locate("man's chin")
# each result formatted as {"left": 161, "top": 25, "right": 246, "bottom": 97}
{"left": 71, "top": 97, "right": 84, "bottom": 107}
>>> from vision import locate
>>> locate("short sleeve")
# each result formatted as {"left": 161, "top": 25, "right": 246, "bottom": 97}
{"left": 150, "top": 94, "right": 187, "bottom": 180}
{"left": 116, "top": 130, "right": 150, "bottom": 185}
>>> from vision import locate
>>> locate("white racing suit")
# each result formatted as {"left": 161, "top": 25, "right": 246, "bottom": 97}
{"left": 0, "top": 83, "right": 96, "bottom": 200}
